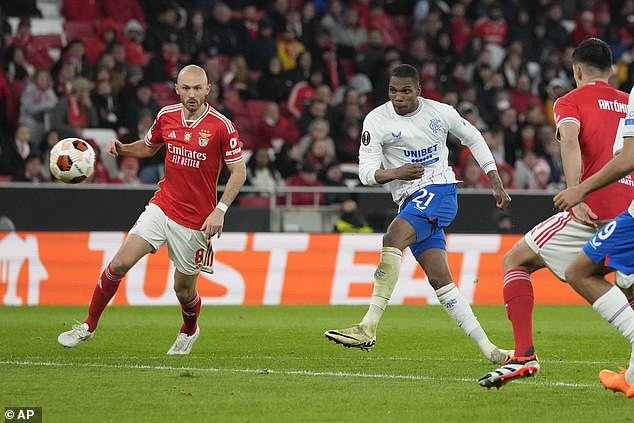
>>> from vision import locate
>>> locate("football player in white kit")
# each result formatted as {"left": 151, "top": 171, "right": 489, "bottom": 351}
{"left": 325, "top": 64, "right": 513, "bottom": 365}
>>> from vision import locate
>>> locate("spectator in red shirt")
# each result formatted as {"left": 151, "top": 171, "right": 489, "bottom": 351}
{"left": 254, "top": 101, "right": 299, "bottom": 151}
{"left": 102, "top": 0, "right": 146, "bottom": 27}
{"left": 123, "top": 19, "right": 147, "bottom": 67}
{"left": 450, "top": 2, "right": 472, "bottom": 54}
{"left": 511, "top": 74, "right": 542, "bottom": 117}
{"left": 285, "top": 161, "right": 326, "bottom": 205}
{"left": 84, "top": 19, "right": 119, "bottom": 66}
{"left": 287, "top": 68, "right": 324, "bottom": 119}
{"left": 571, "top": 11, "right": 599, "bottom": 46}
{"left": 11, "top": 18, "right": 55, "bottom": 70}
{"left": 473, "top": 3, "right": 508, "bottom": 46}
{"left": 61, "top": 0, "right": 101, "bottom": 21}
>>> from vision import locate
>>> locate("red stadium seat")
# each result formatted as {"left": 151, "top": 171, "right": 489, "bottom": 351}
{"left": 63, "top": 21, "right": 95, "bottom": 41}
{"left": 239, "top": 196, "right": 270, "bottom": 208}
{"left": 244, "top": 100, "right": 269, "bottom": 121}
{"left": 32, "top": 34, "right": 63, "bottom": 49}
{"left": 223, "top": 98, "right": 247, "bottom": 117}
{"left": 151, "top": 82, "right": 178, "bottom": 107}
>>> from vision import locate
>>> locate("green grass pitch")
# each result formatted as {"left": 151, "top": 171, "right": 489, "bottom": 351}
{"left": 1, "top": 305, "right": 633, "bottom": 422}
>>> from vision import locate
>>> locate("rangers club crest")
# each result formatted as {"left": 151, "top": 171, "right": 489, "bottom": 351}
{"left": 198, "top": 130, "right": 211, "bottom": 147}
{"left": 361, "top": 131, "right": 371, "bottom": 146}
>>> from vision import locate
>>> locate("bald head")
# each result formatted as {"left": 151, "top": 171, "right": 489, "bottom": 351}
{"left": 177, "top": 64, "right": 208, "bottom": 85}
{"left": 175, "top": 64, "right": 211, "bottom": 115}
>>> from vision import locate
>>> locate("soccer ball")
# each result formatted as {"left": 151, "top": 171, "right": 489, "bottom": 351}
{"left": 49, "top": 138, "right": 95, "bottom": 184}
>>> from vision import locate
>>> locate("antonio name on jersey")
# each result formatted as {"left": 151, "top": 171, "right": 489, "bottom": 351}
{"left": 167, "top": 143, "right": 207, "bottom": 168}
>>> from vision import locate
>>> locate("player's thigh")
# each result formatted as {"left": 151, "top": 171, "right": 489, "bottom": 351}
{"left": 524, "top": 212, "right": 597, "bottom": 281}
{"left": 165, "top": 219, "right": 208, "bottom": 276}
{"left": 383, "top": 217, "right": 417, "bottom": 250}
{"left": 416, "top": 248, "right": 453, "bottom": 289}
{"left": 128, "top": 203, "right": 169, "bottom": 252}
{"left": 502, "top": 238, "right": 545, "bottom": 273}
{"left": 115, "top": 204, "right": 169, "bottom": 270}
{"left": 582, "top": 212, "right": 634, "bottom": 276}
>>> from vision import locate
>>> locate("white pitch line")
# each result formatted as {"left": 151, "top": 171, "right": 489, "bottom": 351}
{"left": 0, "top": 360, "right": 597, "bottom": 389}
{"left": 4, "top": 355, "right": 618, "bottom": 365}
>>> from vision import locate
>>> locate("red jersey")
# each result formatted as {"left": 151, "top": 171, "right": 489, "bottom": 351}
{"left": 554, "top": 81, "right": 633, "bottom": 220}
{"left": 144, "top": 103, "right": 243, "bottom": 229}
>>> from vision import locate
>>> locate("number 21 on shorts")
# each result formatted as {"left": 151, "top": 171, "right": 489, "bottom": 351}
{"left": 412, "top": 189, "right": 435, "bottom": 211}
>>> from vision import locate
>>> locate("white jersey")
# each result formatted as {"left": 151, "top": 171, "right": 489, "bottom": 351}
{"left": 358, "top": 97, "right": 497, "bottom": 204}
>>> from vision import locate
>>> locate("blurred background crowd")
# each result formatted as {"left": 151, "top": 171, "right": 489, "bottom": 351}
{"left": 0, "top": 0, "right": 633, "bottom": 201}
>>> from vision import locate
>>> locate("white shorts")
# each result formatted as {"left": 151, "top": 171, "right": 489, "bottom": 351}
{"left": 524, "top": 212, "right": 598, "bottom": 281}
{"left": 129, "top": 203, "right": 214, "bottom": 275}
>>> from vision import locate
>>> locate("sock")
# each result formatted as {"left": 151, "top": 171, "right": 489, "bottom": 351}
{"left": 436, "top": 282, "right": 496, "bottom": 356}
{"left": 503, "top": 268, "right": 535, "bottom": 357}
{"left": 179, "top": 292, "right": 201, "bottom": 336}
{"left": 85, "top": 264, "right": 124, "bottom": 332}
{"left": 628, "top": 296, "right": 634, "bottom": 311}
{"left": 360, "top": 247, "right": 402, "bottom": 334}
{"left": 592, "top": 286, "right": 634, "bottom": 384}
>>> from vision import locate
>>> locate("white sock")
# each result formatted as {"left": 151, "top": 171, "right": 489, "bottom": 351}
{"left": 592, "top": 286, "right": 634, "bottom": 384}
{"left": 436, "top": 283, "right": 497, "bottom": 356}
{"left": 360, "top": 247, "right": 402, "bottom": 334}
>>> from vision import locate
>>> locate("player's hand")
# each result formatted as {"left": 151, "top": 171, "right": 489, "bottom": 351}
{"left": 106, "top": 139, "right": 123, "bottom": 157}
{"left": 492, "top": 186, "right": 511, "bottom": 210}
{"left": 553, "top": 186, "right": 585, "bottom": 211}
{"left": 571, "top": 202, "right": 599, "bottom": 229}
{"left": 200, "top": 208, "right": 225, "bottom": 240}
{"left": 395, "top": 163, "right": 425, "bottom": 180}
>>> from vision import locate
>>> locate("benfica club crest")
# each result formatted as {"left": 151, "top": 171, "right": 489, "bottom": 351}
{"left": 198, "top": 130, "right": 211, "bottom": 147}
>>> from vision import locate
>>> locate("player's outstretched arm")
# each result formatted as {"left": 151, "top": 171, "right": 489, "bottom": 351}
{"left": 200, "top": 160, "right": 247, "bottom": 240}
{"left": 106, "top": 139, "right": 161, "bottom": 158}
{"left": 555, "top": 137, "right": 634, "bottom": 210}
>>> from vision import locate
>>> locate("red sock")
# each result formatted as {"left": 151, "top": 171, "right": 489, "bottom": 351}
{"left": 628, "top": 296, "right": 634, "bottom": 310}
{"left": 503, "top": 268, "right": 535, "bottom": 357}
{"left": 180, "top": 293, "right": 201, "bottom": 336}
{"left": 85, "top": 264, "right": 124, "bottom": 332}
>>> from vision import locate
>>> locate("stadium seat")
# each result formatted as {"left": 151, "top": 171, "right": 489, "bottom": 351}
{"left": 63, "top": 20, "right": 95, "bottom": 42}
{"left": 239, "top": 196, "right": 270, "bottom": 208}
{"left": 151, "top": 83, "right": 178, "bottom": 107}
{"left": 9, "top": 17, "right": 64, "bottom": 35}
{"left": 223, "top": 98, "right": 247, "bottom": 117}
{"left": 244, "top": 100, "right": 269, "bottom": 121}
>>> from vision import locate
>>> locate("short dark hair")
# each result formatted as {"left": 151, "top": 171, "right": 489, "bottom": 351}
{"left": 572, "top": 38, "right": 612, "bottom": 72}
{"left": 390, "top": 64, "right": 420, "bottom": 83}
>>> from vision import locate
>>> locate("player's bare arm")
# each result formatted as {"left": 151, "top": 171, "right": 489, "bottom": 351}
{"left": 487, "top": 170, "right": 511, "bottom": 209}
{"left": 106, "top": 139, "right": 162, "bottom": 158}
{"left": 374, "top": 163, "right": 425, "bottom": 184}
{"left": 200, "top": 160, "right": 247, "bottom": 240}
{"left": 558, "top": 121, "right": 598, "bottom": 227}
{"left": 555, "top": 137, "right": 634, "bottom": 210}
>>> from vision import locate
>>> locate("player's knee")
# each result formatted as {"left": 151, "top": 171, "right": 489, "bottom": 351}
{"left": 109, "top": 257, "right": 132, "bottom": 275}
{"left": 382, "top": 232, "right": 398, "bottom": 248}
{"left": 501, "top": 250, "right": 517, "bottom": 271}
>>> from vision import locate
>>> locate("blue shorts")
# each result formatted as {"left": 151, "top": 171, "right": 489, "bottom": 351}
{"left": 583, "top": 211, "right": 634, "bottom": 274}
{"left": 397, "top": 184, "right": 458, "bottom": 259}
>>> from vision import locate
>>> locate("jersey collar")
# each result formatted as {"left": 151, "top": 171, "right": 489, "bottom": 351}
{"left": 181, "top": 103, "right": 210, "bottom": 129}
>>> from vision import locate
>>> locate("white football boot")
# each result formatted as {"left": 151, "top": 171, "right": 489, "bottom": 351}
{"left": 58, "top": 322, "right": 94, "bottom": 348}
{"left": 167, "top": 326, "right": 200, "bottom": 355}
{"left": 324, "top": 324, "right": 376, "bottom": 351}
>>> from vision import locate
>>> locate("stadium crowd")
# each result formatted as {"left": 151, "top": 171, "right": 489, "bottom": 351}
{"left": 0, "top": 0, "right": 633, "bottom": 200}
